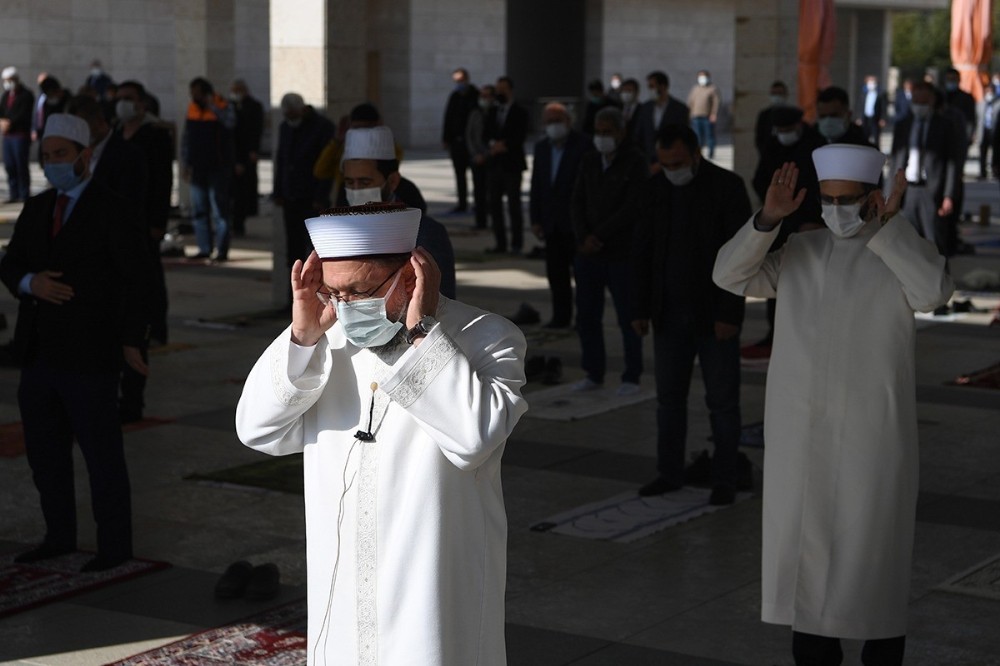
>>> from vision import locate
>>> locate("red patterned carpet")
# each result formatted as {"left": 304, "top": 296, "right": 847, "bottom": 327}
{"left": 105, "top": 599, "right": 307, "bottom": 666}
{"left": 0, "top": 551, "right": 169, "bottom": 618}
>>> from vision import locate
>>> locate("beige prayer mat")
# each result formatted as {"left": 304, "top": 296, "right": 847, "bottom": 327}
{"left": 937, "top": 553, "right": 1000, "bottom": 601}
{"left": 531, "top": 487, "right": 752, "bottom": 543}
{"left": 523, "top": 382, "right": 655, "bottom": 421}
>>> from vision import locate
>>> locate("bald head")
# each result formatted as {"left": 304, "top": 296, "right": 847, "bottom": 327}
{"left": 542, "top": 102, "right": 570, "bottom": 125}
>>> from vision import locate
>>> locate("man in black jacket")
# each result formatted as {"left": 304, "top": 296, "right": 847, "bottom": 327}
{"left": 530, "top": 102, "right": 591, "bottom": 328}
{"left": 441, "top": 68, "right": 478, "bottom": 214}
{"left": 1, "top": 66, "right": 35, "bottom": 202}
{"left": 631, "top": 124, "right": 749, "bottom": 505}
{"left": 229, "top": 79, "right": 264, "bottom": 236}
{"left": 890, "top": 80, "right": 960, "bottom": 255}
{"left": 634, "top": 71, "right": 690, "bottom": 170}
{"left": 0, "top": 114, "right": 150, "bottom": 571}
{"left": 485, "top": 76, "right": 528, "bottom": 254}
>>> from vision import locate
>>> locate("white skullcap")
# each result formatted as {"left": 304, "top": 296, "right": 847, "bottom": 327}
{"left": 305, "top": 202, "right": 420, "bottom": 259}
{"left": 280, "top": 92, "right": 304, "bottom": 111}
{"left": 812, "top": 144, "right": 885, "bottom": 184}
{"left": 42, "top": 114, "right": 91, "bottom": 146}
{"left": 2, "top": 66, "right": 17, "bottom": 79}
{"left": 343, "top": 126, "right": 395, "bottom": 164}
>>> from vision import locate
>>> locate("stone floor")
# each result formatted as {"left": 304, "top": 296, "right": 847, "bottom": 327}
{"left": 1, "top": 146, "right": 999, "bottom": 665}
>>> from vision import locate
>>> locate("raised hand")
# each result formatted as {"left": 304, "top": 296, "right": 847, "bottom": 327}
{"left": 406, "top": 247, "right": 441, "bottom": 330}
{"left": 874, "top": 168, "right": 908, "bottom": 225}
{"left": 760, "top": 162, "right": 807, "bottom": 228}
{"left": 290, "top": 251, "right": 337, "bottom": 346}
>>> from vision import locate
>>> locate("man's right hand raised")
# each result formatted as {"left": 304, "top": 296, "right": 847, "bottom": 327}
{"left": 30, "top": 271, "right": 74, "bottom": 305}
{"left": 759, "top": 162, "right": 806, "bottom": 229}
{"left": 291, "top": 251, "right": 337, "bottom": 347}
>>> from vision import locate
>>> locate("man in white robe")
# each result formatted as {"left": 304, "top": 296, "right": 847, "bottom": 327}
{"left": 713, "top": 145, "right": 953, "bottom": 666}
{"left": 236, "top": 202, "right": 528, "bottom": 665}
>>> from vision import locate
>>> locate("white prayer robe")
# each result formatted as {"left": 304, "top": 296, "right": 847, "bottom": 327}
{"left": 713, "top": 215, "right": 953, "bottom": 639}
{"left": 236, "top": 297, "right": 528, "bottom": 665}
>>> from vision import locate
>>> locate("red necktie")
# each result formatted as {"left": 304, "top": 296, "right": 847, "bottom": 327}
{"left": 51, "top": 194, "right": 70, "bottom": 238}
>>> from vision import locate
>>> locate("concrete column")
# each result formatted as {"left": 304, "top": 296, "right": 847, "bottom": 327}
{"left": 732, "top": 0, "right": 798, "bottom": 201}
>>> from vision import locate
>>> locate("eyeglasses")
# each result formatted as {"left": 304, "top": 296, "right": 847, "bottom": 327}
{"left": 819, "top": 193, "right": 867, "bottom": 206}
{"left": 316, "top": 266, "right": 401, "bottom": 306}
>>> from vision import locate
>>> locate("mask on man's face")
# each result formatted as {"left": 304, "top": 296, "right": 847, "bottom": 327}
{"left": 817, "top": 116, "right": 849, "bottom": 141}
{"left": 346, "top": 183, "right": 388, "bottom": 207}
{"left": 336, "top": 271, "right": 405, "bottom": 348}
{"left": 2, "top": 81, "right": 13, "bottom": 92}
{"left": 545, "top": 122, "right": 568, "bottom": 142}
{"left": 697, "top": 76, "right": 710, "bottom": 86}
{"left": 664, "top": 165, "right": 695, "bottom": 186}
{"left": 44, "top": 154, "right": 85, "bottom": 192}
{"left": 116, "top": 99, "right": 137, "bottom": 123}
{"left": 620, "top": 91, "right": 635, "bottom": 105}
{"left": 776, "top": 128, "right": 800, "bottom": 146}
{"left": 822, "top": 202, "right": 867, "bottom": 238}
{"left": 285, "top": 116, "right": 302, "bottom": 128}
{"left": 593, "top": 135, "right": 617, "bottom": 154}
{"left": 769, "top": 95, "right": 787, "bottom": 106}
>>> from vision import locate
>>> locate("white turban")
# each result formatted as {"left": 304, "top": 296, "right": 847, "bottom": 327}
{"left": 342, "top": 126, "right": 395, "bottom": 165}
{"left": 812, "top": 144, "right": 885, "bottom": 184}
{"left": 42, "top": 114, "right": 91, "bottom": 146}
{"left": 305, "top": 202, "right": 420, "bottom": 259}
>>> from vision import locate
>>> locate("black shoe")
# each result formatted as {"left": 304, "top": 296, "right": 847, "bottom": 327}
{"left": 212, "top": 254, "right": 228, "bottom": 263}
{"left": 638, "top": 476, "right": 682, "bottom": 497}
{"left": 542, "top": 357, "right": 563, "bottom": 385}
{"left": 188, "top": 252, "right": 211, "bottom": 260}
{"left": 736, "top": 451, "right": 754, "bottom": 491}
{"left": 14, "top": 543, "right": 75, "bottom": 563}
{"left": 245, "top": 563, "right": 281, "bottom": 600}
{"left": 215, "top": 560, "right": 254, "bottom": 599}
{"left": 709, "top": 485, "right": 736, "bottom": 506}
{"left": 508, "top": 303, "right": 541, "bottom": 326}
{"left": 80, "top": 553, "right": 130, "bottom": 572}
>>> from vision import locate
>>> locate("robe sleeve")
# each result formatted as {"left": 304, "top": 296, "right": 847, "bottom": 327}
{"left": 379, "top": 313, "right": 528, "bottom": 471}
{"left": 713, "top": 212, "right": 786, "bottom": 299}
{"left": 235, "top": 326, "right": 334, "bottom": 456}
{"left": 865, "top": 214, "right": 955, "bottom": 312}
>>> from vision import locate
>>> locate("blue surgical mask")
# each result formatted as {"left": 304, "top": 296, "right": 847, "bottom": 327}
{"left": 43, "top": 156, "right": 84, "bottom": 192}
{"left": 336, "top": 271, "right": 404, "bottom": 348}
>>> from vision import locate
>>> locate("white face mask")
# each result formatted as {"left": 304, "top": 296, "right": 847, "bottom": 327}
{"left": 620, "top": 91, "right": 635, "bottom": 105}
{"left": 335, "top": 272, "right": 404, "bottom": 348}
{"left": 817, "top": 116, "right": 848, "bottom": 141}
{"left": 769, "top": 95, "right": 787, "bottom": 106}
{"left": 822, "top": 202, "right": 866, "bottom": 238}
{"left": 697, "top": 76, "right": 710, "bottom": 86}
{"left": 593, "top": 135, "right": 617, "bottom": 154}
{"left": 911, "top": 104, "right": 931, "bottom": 120}
{"left": 664, "top": 165, "right": 695, "bottom": 186}
{"left": 115, "top": 99, "right": 137, "bottom": 123}
{"left": 346, "top": 185, "right": 386, "bottom": 207}
{"left": 776, "top": 129, "right": 800, "bottom": 146}
{"left": 545, "top": 122, "right": 568, "bottom": 142}
{"left": 2, "top": 81, "right": 13, "bottom": 92}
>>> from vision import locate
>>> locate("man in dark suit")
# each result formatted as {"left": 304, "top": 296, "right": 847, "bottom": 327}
{"left": 891, "top": 80, "right": 961, "bottom": 256}
{"left": 70, "top": 95, "right": 153, "bottom": 424}
{"left": 571, "top": 107, "right": 647, "bottom": 395}
{"left": 816, "top": 86, "right": 875, "bottom": 147}
{"left": 441, "top": 67, "right": 478, "bottom": 214}
{"left": 229, "top": 79, "right": 264, "bottom": 236}
{"left": 634, "top": 71, "right": 690, "bottom": 170}
{"left": 0, "top": 114, "right": 150, "bottom": 572}
{"left": 530, "top": 102, "right": 591, "bottom": 328}
{"left": 485, "top": 75, "right": 529, "bottom": 254}
{"left": 1, "top": 66, "right": 35, "bottom": 202}
{"left": 630, "top": 123, "right": 750, "bottom": 505}
{"left": 754, "top": 81, "right": 789, "bottom": 155}
{"left": 859, "top": 75, "right": 886, "bottom": 147}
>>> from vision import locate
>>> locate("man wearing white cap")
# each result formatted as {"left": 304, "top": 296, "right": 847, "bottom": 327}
{"left": 236, "top": 202, "right": 527, "bottom": 664}
{"left": 714, "top": 145, "right": 953, "bottom": 665}
{"left": 1, "top": 66, "right": 35, "bottom": 202}
{"left": 0, "top": 114, "right": 150, "bottom": 572}
{"left": 341, "top": 125, "right": 457, "bottom": 298}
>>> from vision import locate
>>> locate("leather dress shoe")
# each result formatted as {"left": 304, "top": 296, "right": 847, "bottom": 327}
{"left": 638, "top": 476, "right": 682, "bottom": 497}
{"left": 80, "top": 553, "right": 130, "bottom": 572}
{"left": 215, "top": 560, "right": 254, "bottom": 599}
{"left": 245, "top": 563, "right": 281, "bottom": 600}
{"left": 14, "top": 543, "right": 75, "bottom": 563}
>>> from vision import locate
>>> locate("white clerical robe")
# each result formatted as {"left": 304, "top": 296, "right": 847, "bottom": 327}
{"left": 236, "top": 297, "right": 528, "bottom": 665}
{"left": 713, "top": 215, "right": 953, "bottom": 639}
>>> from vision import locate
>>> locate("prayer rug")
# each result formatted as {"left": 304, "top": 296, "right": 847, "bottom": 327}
{"left": 105, "top": 599, "right": 307, "bottom": 666}
{"left": 523, "top": 382, "right": 655, "bottom": 421}
{"left": 950, "top": 361, "right": 1000, "bottom": 389}
{"left": 530, "top": 487, "right": 752, "bottom": 543}
{"left": 937, "top": 553, "right": 1000, "bottom": 601}
{"left": 186, "top": 455, "right": 304, "bottom": 495}
{"left": 0, "top": 551, "right": 170, "bottom": 618}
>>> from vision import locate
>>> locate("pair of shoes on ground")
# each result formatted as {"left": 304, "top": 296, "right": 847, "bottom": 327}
{"left": 684, "top": 449, "right": 755, "bottom": 492}
{"left": 215, "top": 561, "right": 281, "bottom": 600}
{"left": 571, "top": 378, "right": 641, "bottom": 397}
{"left": 15, "top": 544, "right": 130, "bottom": 572}
{"left": 637, "top": 476, "right": 737, "bottom": 506}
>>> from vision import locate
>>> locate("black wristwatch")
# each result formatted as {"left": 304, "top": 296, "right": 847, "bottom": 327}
{"left": 405, "top": 315, "right": 437, "bottom": 344}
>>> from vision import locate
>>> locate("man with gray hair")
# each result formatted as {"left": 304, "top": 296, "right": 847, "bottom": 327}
{"left": 570, "top": 106, "right": 647, "bottom": 395}
{"left": 272, "top": 92, "right": 334, "bottom": 274}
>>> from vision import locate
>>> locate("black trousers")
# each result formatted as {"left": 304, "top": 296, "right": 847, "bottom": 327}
{"left": 449, "top": 140, "right": 470, "bottom": 209}
{"left": 282, "top": 198, "right": 318, "bottom": 269}
{"left": 793, "top": 631, "right": 905, "bottom": 666}
{"left": 471, "top": 163, "right": 489, "bottom": 228}
{"left": 19, "top": 363, "right": 133, "bottom": 559}
{"left": 487, "top": 167, "right": 524, "bottom": 251}
{"left": 231, "top": 161, "right": 259, "bottom": 234}
{"left": 543, "top": 228, "right": 576, "bottom": 326}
